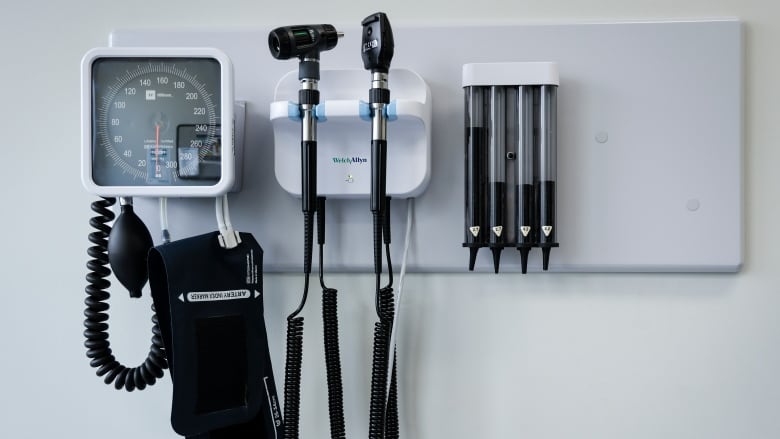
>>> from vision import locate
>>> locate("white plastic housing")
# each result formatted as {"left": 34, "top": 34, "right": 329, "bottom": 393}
{"left": 81, "top": 47, "right": 235, "bottom": 197}
{"left": 462, "top": 62, "right": 559, "bottom": 86}
{"left": 270, "top": 68, "right": 432, "bottom": 199}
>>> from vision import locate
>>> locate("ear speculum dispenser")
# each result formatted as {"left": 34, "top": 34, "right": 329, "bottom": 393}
{"left": 462, "top": 62, "right": 559, "bottom": 273}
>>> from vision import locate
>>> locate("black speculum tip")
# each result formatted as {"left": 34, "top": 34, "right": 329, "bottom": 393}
{"left": 518, "top": 247, "right": 530, "bottom": 274}
{"left": 542, "top": 247, "right": 552, "bottom": 271}
{"left": 468, "top": 247, "right": 479, "bottom": 271}
{"left": 491, "top": 248, "right": 502, "bottom": 274}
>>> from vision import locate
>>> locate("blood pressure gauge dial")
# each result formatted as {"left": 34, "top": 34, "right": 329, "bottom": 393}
{"left": 81, "top": 47, "right": 234, "bottom": 197}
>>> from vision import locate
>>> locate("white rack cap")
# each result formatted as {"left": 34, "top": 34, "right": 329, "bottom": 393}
{"left": 462, "top": 62, "right": 559, "bottom": 87}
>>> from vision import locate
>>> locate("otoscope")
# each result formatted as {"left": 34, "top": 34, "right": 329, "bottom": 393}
{"left": 362, "top": 12, "right": 400, "bottom": 439}
{"left": 268, "top": 24, "right": 342, "bottom": 439}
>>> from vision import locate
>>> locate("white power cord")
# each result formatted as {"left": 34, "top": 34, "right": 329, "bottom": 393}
{"left": 385, "top": 197, "right": 414, "bottom": 407}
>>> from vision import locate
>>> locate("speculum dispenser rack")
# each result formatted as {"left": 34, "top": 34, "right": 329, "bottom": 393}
{"left": 463, "top": 62, "right": 559, "bottom": 273}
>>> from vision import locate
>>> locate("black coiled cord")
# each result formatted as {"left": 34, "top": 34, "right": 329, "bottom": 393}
{"left": 368, "top": 285, "right": 397, "bottom": 439}
{"left": 322, "top": 287, "right": 346, "bottom": 439}
{"left": 84, "top": 198, "right": 167, "bottom": 391}
{"left": 381, "top": 200, "right": 399, "bottom": 439}
{"left": 284, "top": 211, "right": 315, "bottom": 439}
{"left": 284, "top": 311, "right": 304, "bottom": 439}
{"left": 318, "top": 198, "right": 347, "bottom": 439}
{"left": 368, "top": 197, "right": 400, "bottom": 439}
{"left": 385, "top": 355, "right": 399, "bottom": 439}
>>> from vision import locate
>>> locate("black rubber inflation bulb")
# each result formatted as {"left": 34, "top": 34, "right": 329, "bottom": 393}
{"left": 107, "top": 203, "right": 154, "bottom": 298}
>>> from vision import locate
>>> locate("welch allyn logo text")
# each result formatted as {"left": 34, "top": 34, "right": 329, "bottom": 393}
{"left": 332, "top": 157, "right": 368, "bottom": 164}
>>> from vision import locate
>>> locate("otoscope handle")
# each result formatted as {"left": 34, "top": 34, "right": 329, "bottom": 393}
{"left": 317, "top": 197, "right": 326, "bottom": 246}
{"left": 301, "top": 140, "right": 317, "bottom": 213}
{"left": 299, "top": 87, "right": 319, "bottom": 216}
{"left": 370, "top": 139, "right": 387, "bottom": 214}
{"left": 383, "top": 197, "right": 392, "bottom": 245}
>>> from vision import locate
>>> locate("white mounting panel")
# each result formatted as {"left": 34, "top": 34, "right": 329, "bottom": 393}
{"left": 112, "top": 19, "right": 742, "bottom": 272}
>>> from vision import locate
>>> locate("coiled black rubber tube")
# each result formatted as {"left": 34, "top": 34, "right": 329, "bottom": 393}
{"left": 83, "top": 198, "right": 167, "bottom": 391}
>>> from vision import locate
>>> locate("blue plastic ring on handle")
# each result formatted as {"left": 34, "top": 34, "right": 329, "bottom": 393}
{"left": 287, "top": 101, "right": 301, "bottom": 121}
{"left": 386, "top": 100, "right": 398, "bottom": 121}
{"left": 359, "top": 101, "right": 371, "bottom": 121}
{"left": 315, "top": 103, "right": 327, "bottom": 122}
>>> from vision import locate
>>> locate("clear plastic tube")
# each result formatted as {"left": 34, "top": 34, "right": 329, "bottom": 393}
{"left": 516, "top": 85, "right": 535, "bottom": 243}
{"left": 463, "top": 86, "right": 489, "bottom": 270}
{"left": 487, "top": 86, "right": 506, "bottom": 272}
{"left": 537, "top": 85, "right": 559, "bottom": 269}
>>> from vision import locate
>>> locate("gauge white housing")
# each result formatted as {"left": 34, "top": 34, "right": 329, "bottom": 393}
{"left": 81, "top": 47, "right": 234, "bottom": 197}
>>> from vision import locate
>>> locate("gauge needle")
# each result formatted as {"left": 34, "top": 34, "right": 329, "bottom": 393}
{"left": 155, "top": 124, "right": 160, "bottom": 177}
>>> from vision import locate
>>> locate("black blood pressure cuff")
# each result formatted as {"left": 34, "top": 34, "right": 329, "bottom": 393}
{"left": 148, "top": 231, "right": 283, "bottom": 438}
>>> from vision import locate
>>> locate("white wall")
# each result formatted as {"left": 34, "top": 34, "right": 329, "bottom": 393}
{"left": 1, "top": 0, "right": 778, "bottom": 438}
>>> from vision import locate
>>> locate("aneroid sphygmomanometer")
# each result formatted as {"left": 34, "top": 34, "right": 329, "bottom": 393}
{"left": 80, "top": 11, "right": 408, "bottom": 439}
{"left": 81, "top": 47, "right": 282, "bottom": 438}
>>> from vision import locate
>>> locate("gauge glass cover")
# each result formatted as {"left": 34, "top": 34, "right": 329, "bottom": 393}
{"left": 82, "top": 48, "right": 233, "bottom": 196}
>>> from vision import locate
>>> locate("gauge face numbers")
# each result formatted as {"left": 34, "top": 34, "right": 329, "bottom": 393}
{"left": 91, "top": 57, "right": 222, "bottom": 187}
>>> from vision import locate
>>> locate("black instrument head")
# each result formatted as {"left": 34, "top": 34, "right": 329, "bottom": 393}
{"left": 361, "top": 12, "right": 394, "bottom": 73}
{"left": 268, "top": 24, "right": 341, "bottom": 60}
